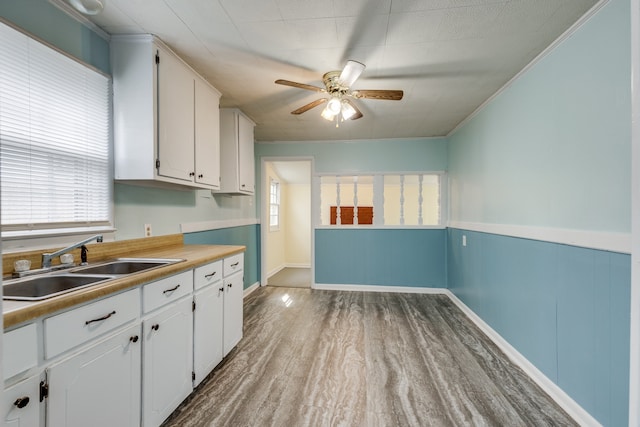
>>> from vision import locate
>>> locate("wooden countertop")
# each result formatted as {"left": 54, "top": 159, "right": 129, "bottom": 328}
{"left": 3, "top": 234, "right": 245, "bottom": 329}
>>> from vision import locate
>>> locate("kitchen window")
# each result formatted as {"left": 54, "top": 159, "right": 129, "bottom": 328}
{"left": 0, "top": 21, "right": 112, "bottom": 237}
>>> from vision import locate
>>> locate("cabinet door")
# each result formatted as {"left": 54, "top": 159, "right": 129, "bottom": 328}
{"left": 223, "top": 271, "right": 244, "bottom": 355}
{"left": 47, "top": 325, "right": 141, "bottom": 427}
{"left": 3, "top": 375, "right": 40, "bottom": 427}
{"left": 193, "top": 285, "right": 224, "bottom": 386}
{"left": 157, "top": 45, "right": 195, "bottom": 182}
{"left": 237, "top": 113, "right": 255, "bottom": 193}
{"left": 143, "top": 298, "right": 193, "bottom": 427}
{"left": 194, "top": 78, "right": 220, "bottom": 188}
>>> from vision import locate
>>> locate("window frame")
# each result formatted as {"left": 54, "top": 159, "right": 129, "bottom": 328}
{"left": 269, "top": 178, "right": 281, "bottom": 232}
{"left": 0, "top": 20, "right": 114, "bottom": 242}
{"left": 316, "top": 172, "right": 447, "bottom": 229}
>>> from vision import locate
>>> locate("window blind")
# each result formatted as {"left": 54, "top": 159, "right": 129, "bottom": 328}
{"left": 0, "top": 21, "right": 111, "bottom": 232}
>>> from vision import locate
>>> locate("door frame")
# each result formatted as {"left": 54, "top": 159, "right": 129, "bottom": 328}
{"left": 259, "top": 156, "right": 315, "bottom": 289}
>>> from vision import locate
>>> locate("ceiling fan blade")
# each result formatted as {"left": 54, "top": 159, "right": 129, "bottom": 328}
{"left": 339, "top": 60, "right": 366, "bottom": 87}
{"left": 275, "top": 79, "right": 325, "bottom": 93}
{"left": 291, "top": 98, "right": 328, "bottom": 115}
{"left": 344, "top": 99, "right": 363, "bottom": 120}
{"left": 351, "top": 89, "right": 404, "bottom": 101}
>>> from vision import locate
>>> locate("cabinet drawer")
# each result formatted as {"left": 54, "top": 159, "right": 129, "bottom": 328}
{"left": 45, "top": 289, "right": 140, "bottom": 359}
{"left": 223, "top": 253, "right": 244, "bottom": 277}
{"left": 142, "top": 271, "right": 192, "bottom": 313}
{"left": 194, "top": 260, "right": 222, "bottom": 290}
{"left": 3, "top": 323, "right": 37, "bottom": 380}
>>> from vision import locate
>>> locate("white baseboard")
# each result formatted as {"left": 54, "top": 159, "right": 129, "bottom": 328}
{"left": 313, "top": 283, "right": 447, "bottom": 294}
{"left": 286, "top": 263, "right": 311, "bottom": 269}
{"left": 444, "top": 290, "right": 600, "bottom": 427}
{"left": 243, "top": 281, "right": 261, "bottom": 298}
{"left": 267, "top": 264, "right": 286, "bottom": 279}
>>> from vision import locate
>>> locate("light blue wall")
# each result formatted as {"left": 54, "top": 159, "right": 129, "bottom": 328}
{"left": 257, "top": 138, "right": 448, "bottom": 288}
{"left": 0, "top": 0, "right": 109, "bottom": 74}
{"left": 114, "top": 183, "right": 256, "bottom": 240}
{"left": 256, "top": 138, "right": 447, "bottom": 173}
{"left": 448, "top": 0, "right": 630, "bottom": 233}
{"left": 447, "top": 229, "right": 630, "bottom": 426}
{"left": 316, "top": 229, "right": 446, "bottom": 287}
{"left": 447, "top": 0, "right": 631, "bottom": 425}
{"left": 184, "top": 225, "right": 260, "bottom": 290}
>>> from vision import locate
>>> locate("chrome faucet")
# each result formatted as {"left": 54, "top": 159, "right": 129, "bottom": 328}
{"left": 42, "top": 234, "right": 103, "bottom": 268}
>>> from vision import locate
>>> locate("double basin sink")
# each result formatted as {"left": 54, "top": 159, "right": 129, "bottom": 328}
{"left": 3, "top": 258, "right": 184, "bottom": 301}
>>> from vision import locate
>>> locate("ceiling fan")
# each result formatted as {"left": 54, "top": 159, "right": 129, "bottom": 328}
{"left": 275, "top": 60, "right": 403, "bottom": 124}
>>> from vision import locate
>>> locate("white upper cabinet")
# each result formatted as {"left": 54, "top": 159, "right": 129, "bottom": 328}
{"left": 156, "top": 45, "right": 195, "bottom": 183}
{"left": 194, "top": 78, "right": 221, "bottom": 188}
{"left": 217, "top": 108, "right": 255, "bottom": 195}
{"left": 111, "top": 35, "right": 221, "bottom": 190}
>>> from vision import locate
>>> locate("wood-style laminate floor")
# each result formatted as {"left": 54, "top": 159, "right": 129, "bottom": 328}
{"left": 162, "top": 287, "right": 577, "bottom": 427}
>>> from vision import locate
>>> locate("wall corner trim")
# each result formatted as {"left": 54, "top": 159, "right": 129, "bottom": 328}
{"left": 448, "top": 221, "right": 630, "bottom": 254}
{"left": 181, "top": 218, "right": 259, "bottom": 234}
{"left": 445, "top": 290, "right": 600, "bottom": 427}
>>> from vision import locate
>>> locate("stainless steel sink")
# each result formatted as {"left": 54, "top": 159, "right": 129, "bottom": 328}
{"left": 3, "top": 274, "right": 114, "bottom": 301}
{"left": 70, "top": 258, "right": 183, "bottom": 276}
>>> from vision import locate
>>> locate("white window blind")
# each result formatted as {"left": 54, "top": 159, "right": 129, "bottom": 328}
{"left": 0, "top": 22, "right": 111, "bottom": 232}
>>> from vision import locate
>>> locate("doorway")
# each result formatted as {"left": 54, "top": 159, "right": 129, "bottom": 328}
{"left": 260, "top": 158, "right": 313, "bottom": 289}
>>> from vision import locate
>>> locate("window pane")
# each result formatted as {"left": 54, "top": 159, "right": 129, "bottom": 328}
{"left": 0, "top": 22, "right": 111, "bottom": 230}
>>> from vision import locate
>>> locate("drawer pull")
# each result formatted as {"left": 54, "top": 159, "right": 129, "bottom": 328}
{"left": 130, "top": 335, "right": 139, "bottom": 343}
{"left": 162, "top": 284, "right": 180, "bottom": 294}
{"left": 85, "top": 310, "right": 116, "bottom": 325}
{"left": 152, "top": 324, "right": 160, "bottom": 331}
{"left": 14, "top": 397, "right": 30, "bottom": 408}
{"left": 205, "top": 271, "right": 217, "bottom": 279}
{"left": 230, "top": 262, "right": 239, "bottom": 267}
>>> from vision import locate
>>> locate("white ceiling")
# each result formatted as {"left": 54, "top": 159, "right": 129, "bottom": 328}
{"left": 270, "top": 161, "right": 311, "bottom": 185}
{"left": 83, "top": 0, "right": 599, "bottom": 141}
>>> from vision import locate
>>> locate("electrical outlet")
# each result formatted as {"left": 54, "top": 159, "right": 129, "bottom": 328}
{"left": 462, "top": 235, "right": 467, "bottom": 247}
{"left": 144, "top": 224, "right": 152, "bottom": 237}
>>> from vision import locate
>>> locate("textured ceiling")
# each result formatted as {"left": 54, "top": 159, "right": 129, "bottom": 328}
{"left": 83, "top": 0, "right": 599, "bottom": 141}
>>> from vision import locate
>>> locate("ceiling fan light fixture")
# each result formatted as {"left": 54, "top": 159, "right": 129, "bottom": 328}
{"left": 341, "top": 101, "right": 356, "bottom": 120}
{"left": 327, "top": 98, "right": 341, "bottom": 114}
{"left": 321, "top": 106, "right": 337, "bottom": 121}
{"left": 69, "top": 0, "right": 104, "bottom": 15}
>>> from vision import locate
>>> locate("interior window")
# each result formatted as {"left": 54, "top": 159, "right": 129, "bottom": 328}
{"left": 319, "top": 173, "right": 441, "bottom": 227}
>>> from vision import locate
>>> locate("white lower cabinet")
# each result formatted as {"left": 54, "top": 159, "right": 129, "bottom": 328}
{"left": 47, "top": 324, "right": 141, "bottom": 427}
{"left": 3, "top": 251, "right": 245, "bottom": 427}
{"left": 193, "top": 283, "right": 224, "bottom": 386}
{"left": 3, "top": 374, "right": 41, "bottom": 427}
{"left": 223, "top": 271, "right": 244, "bottom": 355}
{"left": 142, "top": 297, "right": 193, "bottom": 427}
